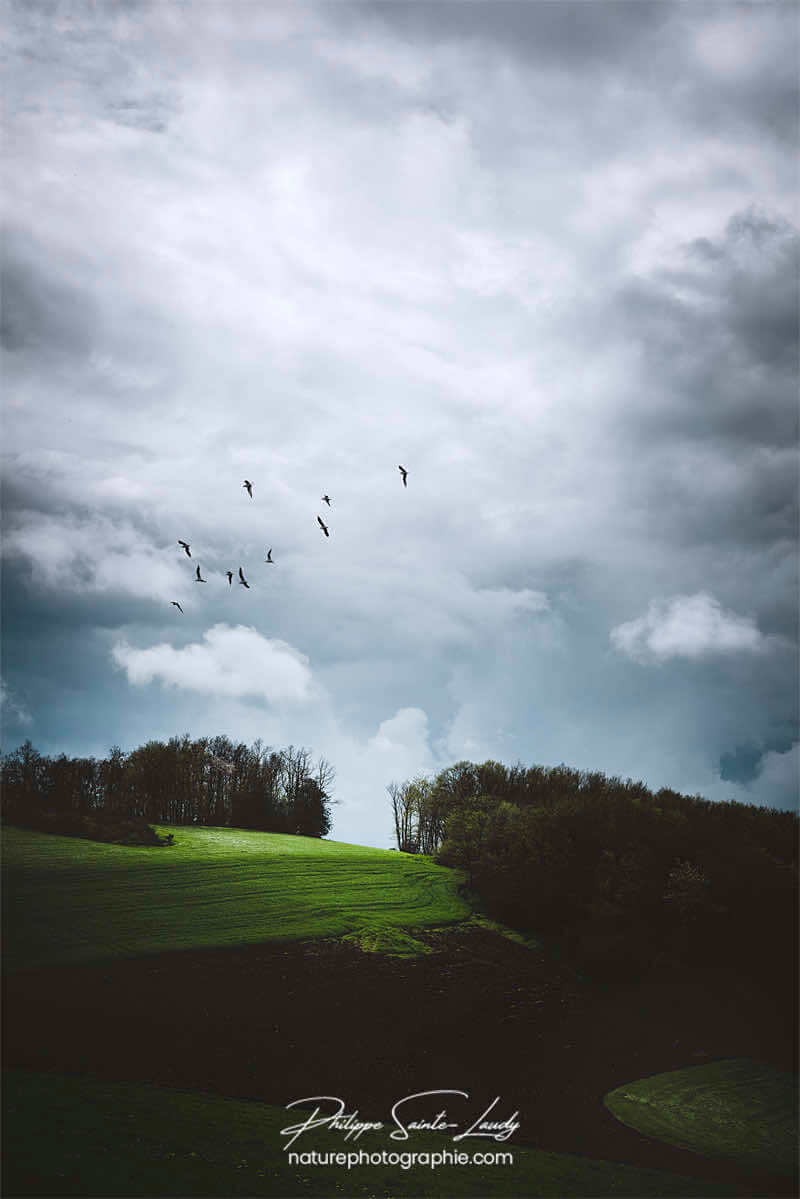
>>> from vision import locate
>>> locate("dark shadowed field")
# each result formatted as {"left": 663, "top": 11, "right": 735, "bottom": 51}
{"left": 4, "top": 925, "right": 795, "bottom": 1196}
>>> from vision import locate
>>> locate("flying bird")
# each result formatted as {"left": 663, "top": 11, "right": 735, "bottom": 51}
{"left": 238, "top": 567, "right": 250, "bottom": 588}
{"left": 317, "top": 515, "right": 329, "bottom": 538}
{"left": 398, "top": 465, "right": 408, "bottom": 487}
{"left": 178, "top": 540, "right": 191, "bottom": 557}
{"left": 243, "top": 480, "right": 253, "bottom": 498}
{"left": 195, "top": 565, "right": 206, "bottom": 583}
{"left": 171, "top": 601, "right": 184, "bottom": 613}
{"left": 226, "top": 571, "right": 233, "bottom": 585}
{"left": 265, "top": 548, "right": 274, "bottom": 563}
{"left": 321, "top": 494, "right": 331, "bottom": 507}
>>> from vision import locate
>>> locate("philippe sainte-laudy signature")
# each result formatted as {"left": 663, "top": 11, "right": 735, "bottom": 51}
{"left": 280, "top": 1092, "right": 521, "bottom": 1149}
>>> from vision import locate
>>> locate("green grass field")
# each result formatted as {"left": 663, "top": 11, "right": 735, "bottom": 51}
{"left": 3, "top": 1071, "right": 732, "bottom": 1198}
{"left": 1, "top": 825, "right": 470, "bottom": 971}
{"left": 3, "top": 824, "right": 794, "bottom": 1198}
{"left": 604, "top": 1059, "right": 798, "bottom": 1178}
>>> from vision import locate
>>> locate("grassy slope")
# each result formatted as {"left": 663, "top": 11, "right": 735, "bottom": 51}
{"left": 3, "top": 825, "right": 789, "bottom": 1197}
{"left": 3, "top": 1071, "right": 731, "bottom": 1199}
{"left": 604, "top": 1060, "right": 798, "bottom": 1178}
{"left": 2, "top": 825, "right": 469, "bottom": 971}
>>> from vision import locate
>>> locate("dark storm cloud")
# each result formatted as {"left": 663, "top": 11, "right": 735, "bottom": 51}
{"left": 352, "top": 0, "right": 798, "bottom": 147}
{"left": 0, "top": 546, "right": 179, "bottom": 638}
{"left": 604, "top": 205, "right": 798, "bottom": 608}
{"left": 0, "top": 238, "right": 96, "bottom": 358}
{"left": 0, "top": 600, "right": 188, "bottom": 760}
{"left": 678, "top": 7, "right": 799, "bottom": 147}
{"left": 0, "top": 457, "right": 205, "bottom": 622}
{"left": 616, "top": 208, "right": 798, "bottom": 450}
{"left": 0, "top": 556, "right": 137, "bottom": 756}
{"left": 0, "top": 225, "right": 181, "bottom": 444}
{"left": 719, "top": 723, "right": 798, "bottom": 787}
{"left": 633, "top": 446, "right": 797, "bottom": 564}
{"left": 0, "top": 537, "right": 256, "bottom": 756}
{"left": 1, "top": 475, "right": 63, "bottom": 532}
{"left": 1, "top": 470, "right": 156, "bottom": 559}
{"left": 722, "top": 210, "right": 799, "bottom": 375}
{"left": 351, "top": 1, "right": 670, "bottom": 69}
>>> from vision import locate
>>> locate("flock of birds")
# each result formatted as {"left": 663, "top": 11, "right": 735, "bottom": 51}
{"left": 170, "top": 466, "right": 409, "bottom": 614}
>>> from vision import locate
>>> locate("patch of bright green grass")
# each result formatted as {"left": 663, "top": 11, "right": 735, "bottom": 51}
{"left": 3, "top": 1070, "right": 732, "bottom": 1198}
{"left": 604, "top": 1059, "right": 798, "bottom": 1177}
{"left": 341, "top": 924, "right": 434, "bottom": 957}
{"left": 1, "top": 825, "right": 469, "bottom": 971}
{"left": 466, "top": 914, "right": 543, "bottom": 951}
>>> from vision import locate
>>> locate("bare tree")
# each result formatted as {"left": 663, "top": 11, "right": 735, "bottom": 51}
{"left": 387, "top": 780, "right": 418, "bottom": 852}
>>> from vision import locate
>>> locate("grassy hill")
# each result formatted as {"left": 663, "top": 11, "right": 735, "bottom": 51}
{"left": 3, "top": 1070, "right": 733, "bottom": 1198}
{"left": 605, "top": 1059, "right": 798, "bottom": 1178}
{"left": 1, "top": 825, "right": 470, "bottom": 971}
{"left": 3, "top": 823, "right": 796, "bottom": 1198}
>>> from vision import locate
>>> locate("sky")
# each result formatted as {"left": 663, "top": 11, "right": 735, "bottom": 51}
{"left": 1, "top": 0, "right": 797, "bottom": 848}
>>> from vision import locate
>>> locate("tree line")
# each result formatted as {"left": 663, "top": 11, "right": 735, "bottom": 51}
{"left": 388, "top": 760, "right": 798, "bottom": 981}
{"left": 1, "top": 736, "right": 335, "bottom": 840}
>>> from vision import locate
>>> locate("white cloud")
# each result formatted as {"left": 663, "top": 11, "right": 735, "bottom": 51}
{"left": 367, "top": 707, "right": 435, "bottom": 766}
{"left": 328, "top": 707, "right": 441, "bottom": 846}
{"left": 610, "top": 592, "right": 767, "bottom": 663}
{"left": 439, "top": 701, "right": 503, "bottom": 764}
{"left": 760, "top": 742, "right": 799, "bottom": 796}
{"left": 0, "top": 678, "right": 33, "bottom": 727}
{"left": 111, "top": 624, "right": 316, "bottom": 704}
{"left": 692, "top": 11, "right": 778, "bottom": 81}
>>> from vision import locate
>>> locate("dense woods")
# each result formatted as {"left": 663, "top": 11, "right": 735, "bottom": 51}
{"left": 388, "top": 761, "right": 798, "bottom": 981}
{"left": 1, "top": 737, "right": 334, "bottom": 840}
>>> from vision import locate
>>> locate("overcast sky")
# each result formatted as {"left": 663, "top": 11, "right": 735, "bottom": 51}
{"left": 2, "top": 0, "right": 797, "bottom": 847}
